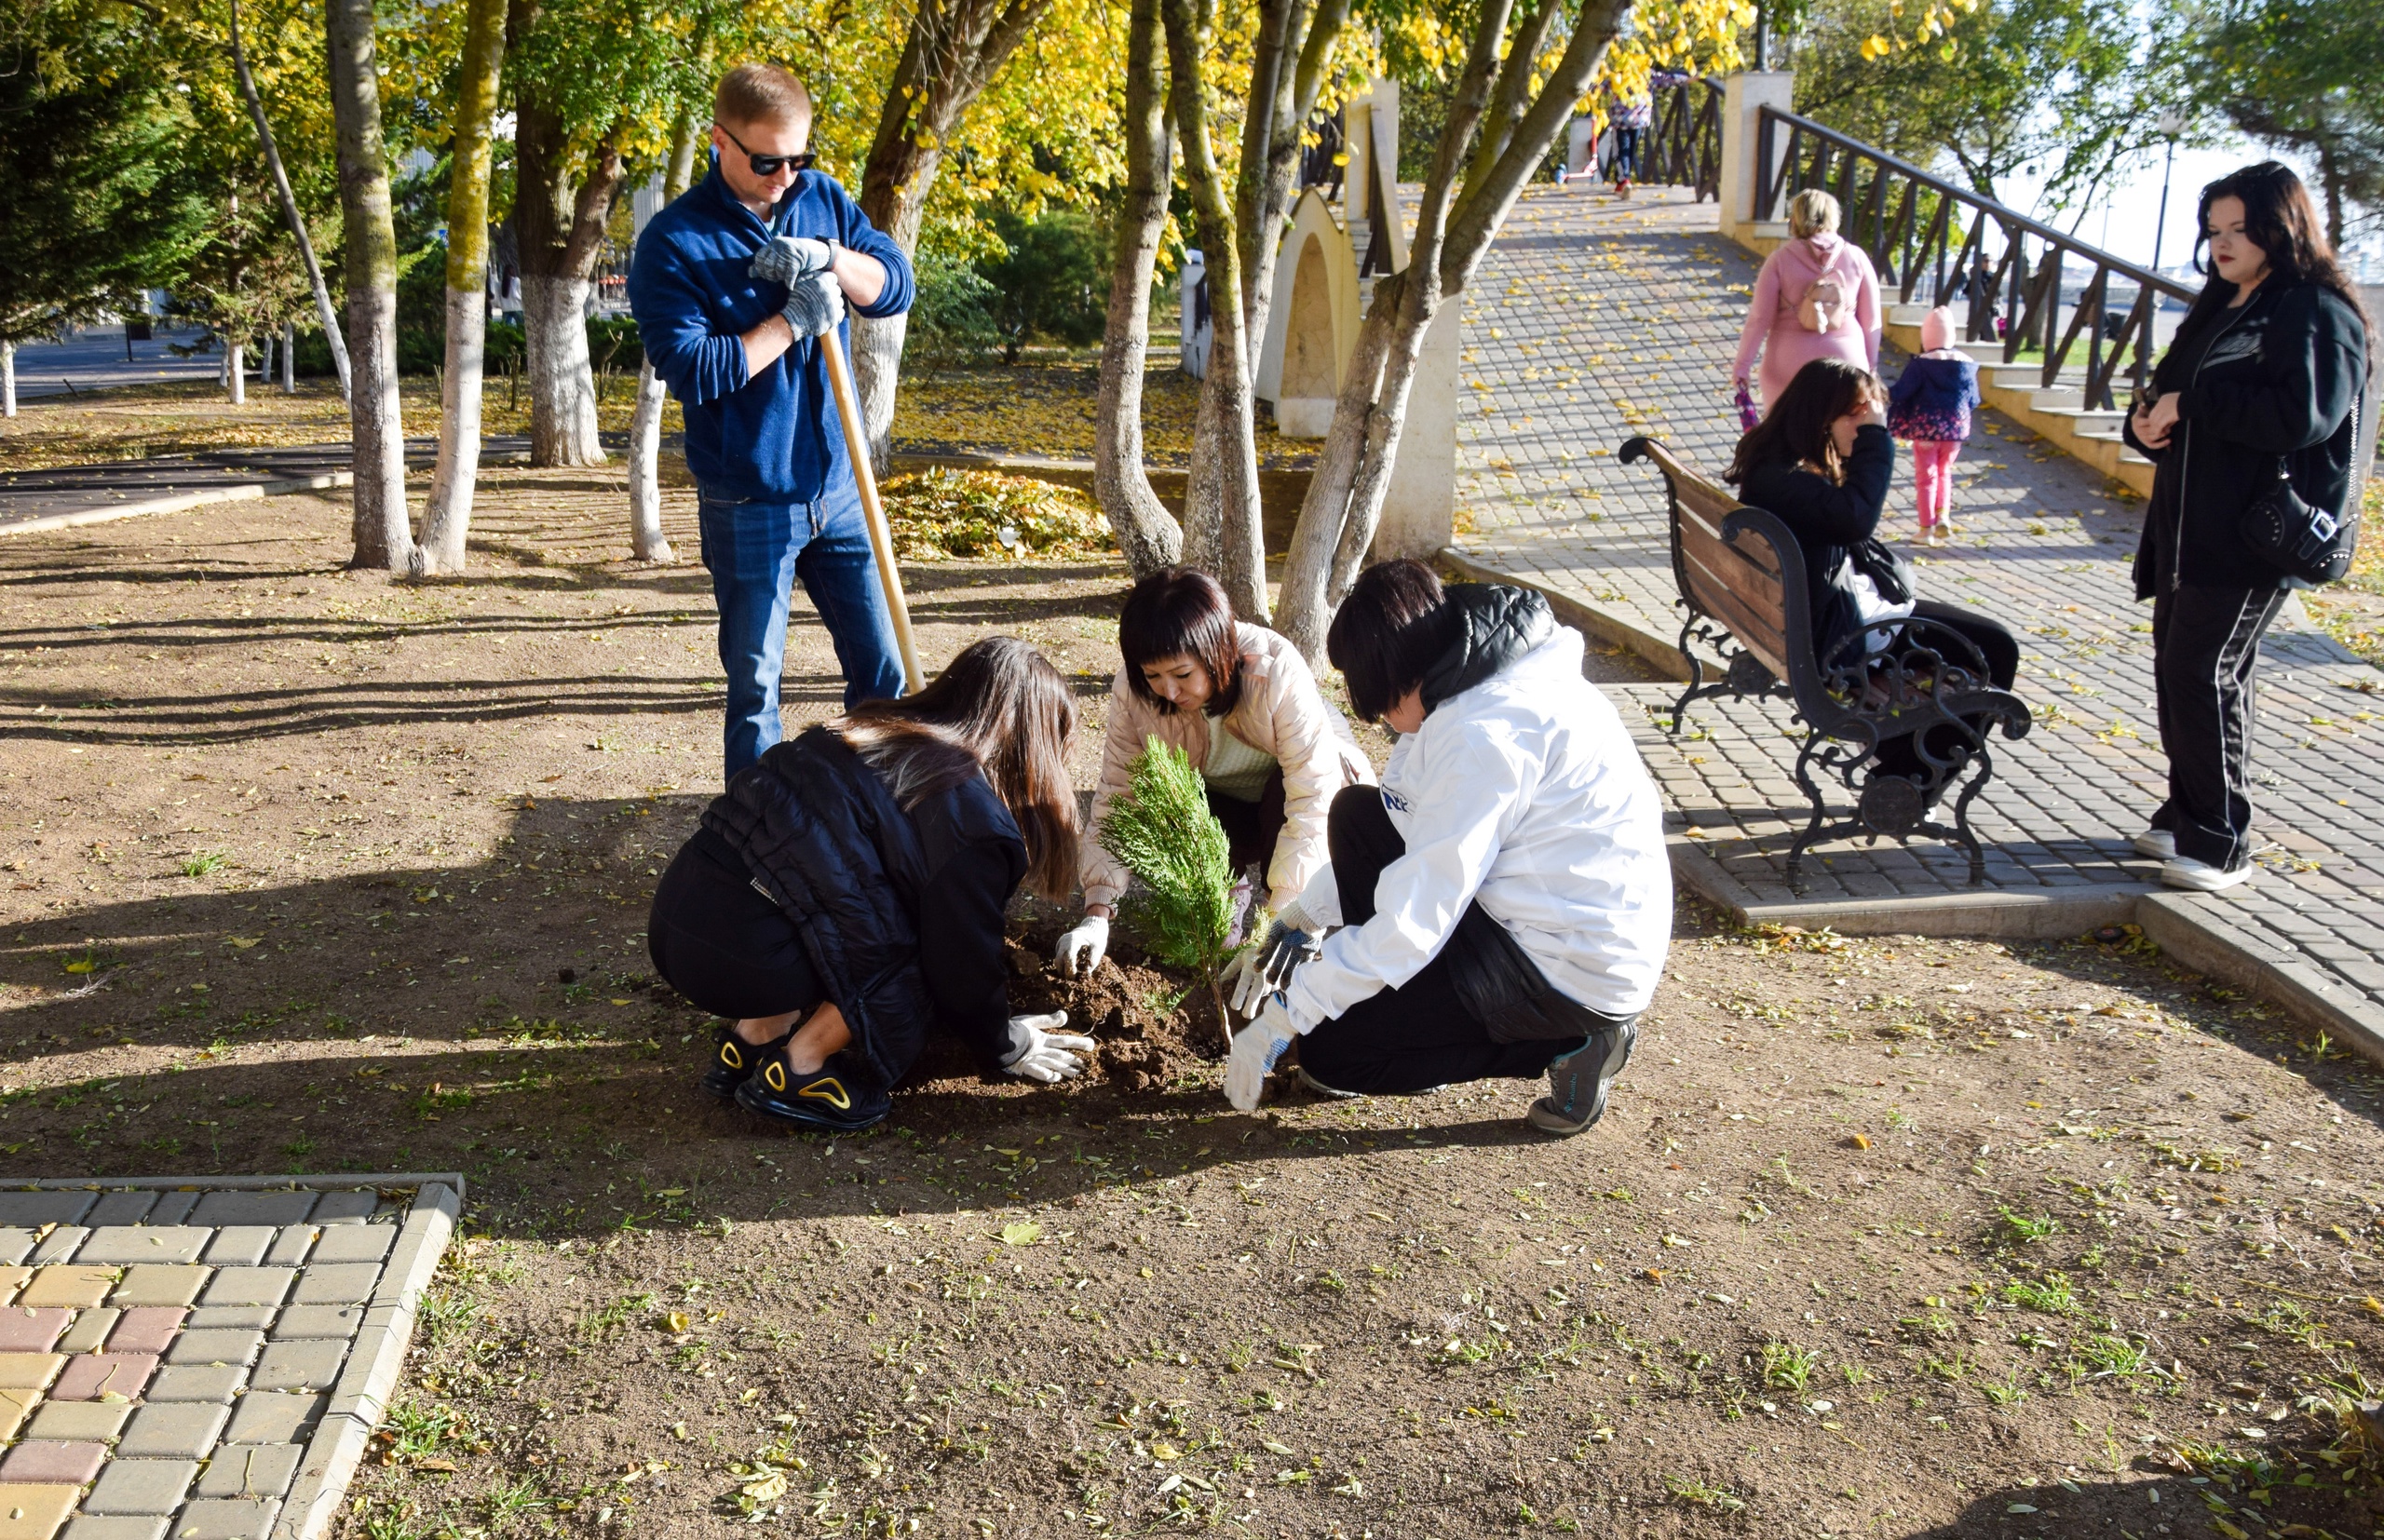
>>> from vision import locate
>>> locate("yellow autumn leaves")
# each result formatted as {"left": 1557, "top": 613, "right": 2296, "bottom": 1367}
{"left": 1860, "top": 0, "right": 1983, "bottom": 59}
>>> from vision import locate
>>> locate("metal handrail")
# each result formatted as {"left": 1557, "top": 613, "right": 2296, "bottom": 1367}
{"left": 1637, "top": 74, "right": 1724, "bottom": 202}
{"left": 1755, "top": 104, "right": 2200, "bottom": 408}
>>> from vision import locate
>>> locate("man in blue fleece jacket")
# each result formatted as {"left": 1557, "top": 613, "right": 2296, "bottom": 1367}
{"left": 629, "top": 62, "right": 916, "bottom": 782}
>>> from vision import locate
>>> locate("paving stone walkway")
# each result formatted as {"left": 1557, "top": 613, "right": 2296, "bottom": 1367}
{"left": 0, "top": 1178, "right": 459, "bottom": 1540}
{"left": 0, "top": 445, "right": 527, "bottom": 536}
{"left": 1451, "top": 184, "right": 2384, "bottom": 1029}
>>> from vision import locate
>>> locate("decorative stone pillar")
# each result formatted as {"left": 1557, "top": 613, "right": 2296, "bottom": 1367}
{"left": 1718, "top": 72, "right": 1796, "bottom": 246}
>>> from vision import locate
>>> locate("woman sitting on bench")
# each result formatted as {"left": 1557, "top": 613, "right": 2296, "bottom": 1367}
{"left": 1725, "top": 357, "right": 2020, "bottom": 778}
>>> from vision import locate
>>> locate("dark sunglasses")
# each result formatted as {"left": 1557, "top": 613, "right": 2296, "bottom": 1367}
{"left": 715, "top": 121, "right": 815, "bottom": 178}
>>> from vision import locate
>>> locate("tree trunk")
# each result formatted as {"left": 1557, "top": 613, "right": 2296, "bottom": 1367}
{"left": 630, "top": 114, "right": 703, "bottom": 563}
{"left": 849, "top": 0, "right": 1058, "bottom": 467}
{"left": 227, "top": 342, "right": 246, "bottom": 405}
{"left": 3, "top": 341, "right": 15, "bottom": 418}
{"left": 513, "top": 92, "right": 623, "bottom": 467}
{"left": 1091, "top": 0, "right": 1183, "bottom": 576}
{"left": 230, "top": 0, "right": 347, "bottom": 400}
{"left": 281, "top": 320, "right": 296, "bottom": 392}
{"left": 413, "top": 0, "right": 508, "bottom": 575}
{"left": 1276, "top": 0, "right": 1625, "bottom": 659}
{"left": 1163, "top": 0, "right": 1267, "bottom": 621}
{"left": 325, "top": 0, "right": 412, "bottom": 571}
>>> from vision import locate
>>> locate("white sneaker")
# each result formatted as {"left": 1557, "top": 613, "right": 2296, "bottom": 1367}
{"left": 2161, "top": 856, "right": 2253, "bottom": 892}
{"left": 2131, "top": 829, "right": 2178, "bottom": 860}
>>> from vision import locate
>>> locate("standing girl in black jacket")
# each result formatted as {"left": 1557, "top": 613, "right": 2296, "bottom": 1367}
{"left": 645, "top": 637, "right": 1092, "bottom": 1132}
{"left": 2122, "top": 162, "right": 2375, "bottom": 892}
{"left": 1726, "top": 358, "right": 2021, "bottom": 783}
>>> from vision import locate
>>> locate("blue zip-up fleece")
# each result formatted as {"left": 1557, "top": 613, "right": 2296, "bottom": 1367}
{"left": 628, "top": 159, "right": 914, "bottom": 504}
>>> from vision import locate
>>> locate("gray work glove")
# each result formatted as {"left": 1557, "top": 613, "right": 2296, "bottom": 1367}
{"left": 782, "top": 271, "right": 845, "bottom": 339}
{"left": 750, "top": 236, "right": 834, "bottom": 286}
{"left": 1226, "top": 898, "right": 1321, "bottom": 1019}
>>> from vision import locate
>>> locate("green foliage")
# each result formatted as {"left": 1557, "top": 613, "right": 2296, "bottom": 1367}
{"left": 908, "top": 209, "right": 1110, "bottom": 367}
{"left": 0, "top": 11, "right": 213, "bottom": 344}
{"left": 906, "top": 246, "right": 1007, "bottom": 368}
{"left": 1099, "top": 738, "right": 1235, "bottom": 977}
{"left": 1786, "top": 0, "right": 2201, "bottom": 210}
{"left": 2196, "top": 0, "right": 2384, "bottom": 246}
{"left": 880, "top": 469, "right": 1115, "bottom": 562}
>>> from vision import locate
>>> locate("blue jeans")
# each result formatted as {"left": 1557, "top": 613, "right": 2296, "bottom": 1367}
{"left": 698, "top": 483, "right": 906, "bottom": 783}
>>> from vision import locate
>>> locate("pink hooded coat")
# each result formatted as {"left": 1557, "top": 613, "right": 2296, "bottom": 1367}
{"left": 1732, "top": 233, "right": 1883, "bottom": 410}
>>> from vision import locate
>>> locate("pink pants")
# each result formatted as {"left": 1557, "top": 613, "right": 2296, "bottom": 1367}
{"left": 1911, "top": 439, "right": 1962, "bottom": 523}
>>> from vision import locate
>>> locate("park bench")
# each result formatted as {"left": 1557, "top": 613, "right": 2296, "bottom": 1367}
{"left": 1619, "top": 435, "right": 2033, "bottom": 885}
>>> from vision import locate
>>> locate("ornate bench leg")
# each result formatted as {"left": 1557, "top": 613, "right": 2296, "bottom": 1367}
{"left": 1785, "top": 729, "right": 1834, "bottom": 885}
{"left": 1944, "top": 743, "right": 1997, "bottom": 885}
{"left": 1668, "top": 615, "right": 1708, "bottom": 736}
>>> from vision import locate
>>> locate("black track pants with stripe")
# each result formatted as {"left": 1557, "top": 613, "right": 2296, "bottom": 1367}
{"left": 2149, "top": 583, "right": 2289, "bottom": 871}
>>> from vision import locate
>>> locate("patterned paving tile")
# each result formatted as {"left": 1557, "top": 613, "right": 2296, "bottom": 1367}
{"left": 0, "top": 1181, "right": 457, "bottom": 1540}
{"left": 1451, "top": 183, "right": 2384, "bottom": 1024}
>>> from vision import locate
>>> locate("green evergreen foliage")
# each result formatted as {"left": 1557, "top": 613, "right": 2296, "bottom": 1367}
{"left": 1099, "top": 737, "right": 1234, "bottom": 978}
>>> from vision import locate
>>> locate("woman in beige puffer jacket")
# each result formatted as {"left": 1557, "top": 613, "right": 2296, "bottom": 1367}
{"left": 1055, "top": 569, "right": 1374, "bottom": 975}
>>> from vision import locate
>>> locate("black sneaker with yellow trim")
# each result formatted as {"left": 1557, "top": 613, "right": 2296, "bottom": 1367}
{"left": 734, "top": 1048, "right": 890, "bottom": 1132}
{"left": 702, "top": 1026, "right": 787, "bottom": 1101}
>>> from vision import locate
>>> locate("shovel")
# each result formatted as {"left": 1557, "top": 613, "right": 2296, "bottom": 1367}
{"left": 819, "top": 323, "right": 925, "bottom": 695}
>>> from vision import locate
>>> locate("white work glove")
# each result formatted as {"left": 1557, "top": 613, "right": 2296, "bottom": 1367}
{"left": 1002, "top": 1010, "right": 1096, "bottom": 1084}
{"left": 1053, "top": 913, "right": 1109, "bottom": 977}
{"left": 782, "top": 270, "right": 845, "bottom": 338}
{"left": 750, "top": 235, "right": 834, "bottom": 286}
{"left": 1226, "top": 898, "right": 1320, "bottom": 1019}
{"left": 1225, "top": 995, "right": 1295, "bottom": 1112}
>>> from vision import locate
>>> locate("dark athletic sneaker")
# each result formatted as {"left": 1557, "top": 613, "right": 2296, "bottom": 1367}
{"left": 701, "top": 1026, "right": 786, "bottom": 1101}
{"left": 1526, "top": 1020, "right": 1637, "bottom": 1136}
{"left": 1296, "top": 1066, "right": 1361, "bottom": 1100}
{"left": 735, "top": 1049, "right": 891, "bottom": 1133}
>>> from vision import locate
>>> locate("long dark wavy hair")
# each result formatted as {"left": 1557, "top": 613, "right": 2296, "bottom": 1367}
{"left": 1724, "top": 358, "right": 1885, "bottom": 486}
{"left": 2160, "top": 160, "right": 2377, "bottom": 386}
{"left": 831, "top": 638, "right": 1079, "bottom": 900}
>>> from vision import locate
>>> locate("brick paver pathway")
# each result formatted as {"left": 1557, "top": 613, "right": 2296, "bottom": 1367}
{"left": 1452, "top": 184, "right": 2384, "bottom": 1013}
{"left": 0, "top": 1179, "right": 457, "bottom": 1540}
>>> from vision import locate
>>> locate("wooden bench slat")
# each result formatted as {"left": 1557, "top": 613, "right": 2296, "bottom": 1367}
{"left": 1683, "top": 558, "right": 1791, "bottom": 680}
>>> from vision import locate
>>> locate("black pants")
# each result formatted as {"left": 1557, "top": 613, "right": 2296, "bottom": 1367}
{"left": 1871, "top": 599, "right": 2022, "bottom": 781}
{"left": 1206, "top": 767, "right": 1287, "bottom": 876}
{"left": 2151, "top": 583, "right": 2289, "bottom": 870}
{"left": 647, "top": 827, "right": 823, "bottom": 1020}
{"left": 1297, "top": 788, "right": 1587, "bottom": 1096}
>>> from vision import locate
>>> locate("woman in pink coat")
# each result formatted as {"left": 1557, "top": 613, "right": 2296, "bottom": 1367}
{"left": 1733, "top": 189, "right": 1883, "bottom": 416}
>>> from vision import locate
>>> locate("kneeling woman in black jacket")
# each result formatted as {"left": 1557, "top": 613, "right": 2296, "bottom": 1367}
{"left": 1726, "top": 357, "right": 2021, "bottom": 781}
{"left": 646, "top": 637, "right": 1092, "bottom": 1132}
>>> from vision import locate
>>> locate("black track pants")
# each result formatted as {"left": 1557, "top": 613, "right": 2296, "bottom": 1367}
{"left": 2150, "top": 583, "right": 2289, "bottom": 871}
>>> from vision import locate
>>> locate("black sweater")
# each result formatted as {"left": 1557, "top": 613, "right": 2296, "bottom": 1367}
{"left": 1737, "top": 423, "right": 1896, "bottom": 655}
{"left": 2124, "top": 278, "right": 2372, "bottom": 596}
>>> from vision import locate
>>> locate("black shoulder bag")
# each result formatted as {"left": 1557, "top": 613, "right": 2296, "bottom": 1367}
{"left": 2240, "top": 395, "right": 2362, "bottom": 588}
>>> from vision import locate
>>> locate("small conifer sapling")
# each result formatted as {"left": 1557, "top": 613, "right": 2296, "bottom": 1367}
{"left": 1098, "top": 736, "right": 1238, "bottom": 1046}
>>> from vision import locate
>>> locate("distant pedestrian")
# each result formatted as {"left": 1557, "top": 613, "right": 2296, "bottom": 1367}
{"left": 2122, "top": 161, "right": 2376, "bottom": 893}
{"left": 1605, "top": 88, "right": 1651, "bottom": 196}
{"left": 1733, "top": 190, "right": 1882, "bottom": 419}
{"left": 1887, "top": 305, "right": 1983, "bottom": 541}
{"left": 630, "top": 61, "right": 917, "bottom": 786}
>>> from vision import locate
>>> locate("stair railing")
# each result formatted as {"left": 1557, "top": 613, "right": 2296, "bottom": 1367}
{"left": 1754, "top": 105, "right": 2198, "bottom": 409}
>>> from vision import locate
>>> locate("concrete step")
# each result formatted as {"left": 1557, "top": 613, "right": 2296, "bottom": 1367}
{"left": 2039, "top": 407, "right": 2126, "bottom": 432}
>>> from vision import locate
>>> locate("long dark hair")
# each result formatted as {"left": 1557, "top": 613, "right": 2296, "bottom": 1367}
{"left": 2162, "top": 161, "right": 2377, "bottom": 385}
{"left": 1118, "top": 567, "right": 1244, "bottom": 718}
{"left": 1725, "top": 358, "right": 1884, "bottom": 486}
{"left": 831, "top": 638, "right": 1079, "bottom": 900}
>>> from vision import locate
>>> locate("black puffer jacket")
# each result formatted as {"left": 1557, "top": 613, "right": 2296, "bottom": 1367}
{"left": 1417, "top": 583, "right": 1555, "bottom": 711}
{"left": 702, "top": 728, "right": 1026, "bottom": 1088}
{"left": 2125, "top": 279, "right": 2373, "bottom": 596}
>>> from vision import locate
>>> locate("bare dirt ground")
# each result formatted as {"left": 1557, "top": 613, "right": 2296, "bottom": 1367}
{"left": 6, "top": 482, "right": 2384, "bottom": 1539}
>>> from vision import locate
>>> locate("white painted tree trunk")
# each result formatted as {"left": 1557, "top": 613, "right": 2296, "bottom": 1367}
{"left": 282, "top": 322, "right": 296, "bottom": 392}
{"left": 227, "top": 343, "right": 246, "bottom": 405}
{"left": 3, "top": 341, "right": 15, "bottom": 418}
{"left": 627, "top": 364, "right": 676, "bottom": 561}
{"left": 255, "top": 331, "right": 272, "bottom": 389}
{"left": 522, "top": 274, "right": 603, "bottom": 466}
{"left": 326, "top": 0, "right": 413, "bottom": 571}
{"left": 414, "top": 286, "right": 486, "bottom": 574}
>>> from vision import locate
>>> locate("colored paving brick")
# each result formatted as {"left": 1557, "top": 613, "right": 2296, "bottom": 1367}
{"left": 0, "top": 1483, "right": 83, "bottom": 1540}
{"left": 0, "top": 1181, "right": 453, "bottom": 1540}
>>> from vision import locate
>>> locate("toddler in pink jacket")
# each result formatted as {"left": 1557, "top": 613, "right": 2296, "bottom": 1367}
{"left": 1886, "top": 305, "right": 1983, "bottom": 539}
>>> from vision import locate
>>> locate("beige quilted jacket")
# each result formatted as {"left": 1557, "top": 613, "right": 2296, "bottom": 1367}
{"left": 1082, "top": 623, "right": 1374, "bottom": 913}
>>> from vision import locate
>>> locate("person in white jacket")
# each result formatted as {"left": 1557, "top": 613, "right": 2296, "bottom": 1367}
{"left": 1224, "top": 561, "right": 1672, "bottom": 1135}
{"left": 1054, "top": 567, "right": 1372, "bottom": 976}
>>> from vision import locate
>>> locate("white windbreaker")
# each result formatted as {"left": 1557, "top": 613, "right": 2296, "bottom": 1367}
{"left": 1283, "top": 627, "right": 1672, "bottom": 1031}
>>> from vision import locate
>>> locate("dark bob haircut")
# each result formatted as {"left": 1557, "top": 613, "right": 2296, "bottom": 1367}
{"left": 1326, "top": 559, "right": 1455, "bottom": 723}
{"left": 1119, "top": 567, "right": 1244, "bottom": 717}
{"left": 1723, "top": 356, "right": 1882, "bottom": 487}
